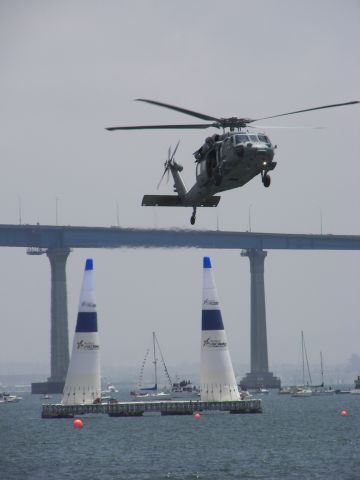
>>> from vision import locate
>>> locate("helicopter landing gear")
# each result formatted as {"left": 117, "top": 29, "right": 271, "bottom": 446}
{"left": 190, "top": 206, "right": 197, "bottom": 225}
{"left": 262, "top": 173, "right": 271, "bottom": 188}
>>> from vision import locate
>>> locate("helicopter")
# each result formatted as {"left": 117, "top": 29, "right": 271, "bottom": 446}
{"left": 106, "top": 99, "right": 358, "bottom": 225}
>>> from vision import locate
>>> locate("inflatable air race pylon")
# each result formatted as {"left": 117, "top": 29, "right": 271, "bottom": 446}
{"left": 200, "top": 256, "right": 240, "bottom": 402}
{"left": 62, "top": 259, "right": 101, "bottom": 405}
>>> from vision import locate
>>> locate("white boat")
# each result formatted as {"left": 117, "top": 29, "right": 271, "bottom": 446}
{"left": 259, "top": 388, "right": 270, "bottom": 394}
{"left": 106, "top": 384, "right": 118, "bottom": 393}
{"left": 312, "top": 388, "right": 335, "bottom": 396}
{"left": 0, "top": 392, "right": 22, "bottom": 403}
{"left": 249, "top": 387, "right": 270, "bottom": 395}
{"left": 131, "top": 389, "right": 172, "bottom": 400}
{"left": 292, "top": 331, "right": 313, "bottom": 397}
{"left": 41, "top": 394, "right": 52, "bottom": 400}
{"left": 279, "top": 386, "right": 294, "bottom": 395}
{"left": 239, "top": 390, "right": 253, "bottom": 399}
{"left": 99, "top": 395, "right": 119, "bottom": 404}
{"left": 291, "top": 387, "right": 313, "bottom": 397}
{"left": 131, "top": 332, "right": 172, "bottom": 399}
{"left": 101, "top": 384, "right": 118, "bottom": 395}
{"left": 170, "top": 379, "right": 200, "bottom": 399}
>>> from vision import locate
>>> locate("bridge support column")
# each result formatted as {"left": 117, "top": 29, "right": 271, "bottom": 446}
{"left": 239, "top": 249, "right": 280, "bottom": 390}
{"left": 31, "top": 247, "right": 70, "bottom": 394}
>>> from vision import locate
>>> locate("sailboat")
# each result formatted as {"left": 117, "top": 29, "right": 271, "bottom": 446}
{"left": 130, "top": 332, "right": 172, "bottom": 399}
{"left": 292, "top": 331, "right": 312, "bottom": 397}
{"left": 312, "top": 352, "right": 335, "bottom": 395}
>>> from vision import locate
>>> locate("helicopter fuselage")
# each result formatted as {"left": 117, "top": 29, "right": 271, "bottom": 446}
{"left": 183, "top": 131, "right": 277, "bottom": 205}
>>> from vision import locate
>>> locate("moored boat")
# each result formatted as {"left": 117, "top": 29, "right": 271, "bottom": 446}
{"left": 170, "top": 379, "right": 200, "bottom": 399}
{"left": 41, "top": 394, "right": 52, "bottom": 400}
{"left": 278, "top": 386, "right": 294, "bottom": 394}
{"left": 292, "top": 331, "right": 312, "bottom": 397}
{"left": 291, "top": 387, "right": 313, "bottom": 397}
{"left": 311, "top": 352, "right": 335, "bottom": 395}
{"left": 131, "top": 332, "right": 173, "bottom": 399}
{"left": 248, "top": 387, "right": 270, "bottom": 395}
{"left": 312, "top": 388, "right": 335, "bottom": 395}
{"left": 0, "top": 392, "right": 22, "bottom": 403}
{"left": 350, "top": 375, "right": 360, "bottom": 394}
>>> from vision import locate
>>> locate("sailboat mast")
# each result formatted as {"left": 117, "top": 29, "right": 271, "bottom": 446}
{"left": 301, "top": 331, "right": 305, "bottom": 386}
{"left": 320, "top": 351, "right": 324, "bottom": 387}
{"left": 152, "top": 331, "right": 158, "bottom": 390}
{"left": 154, "top": 333, "right": 173, "bottom": 387}
{"left": 303, "top": 332, "right": 312, "bottom": 386}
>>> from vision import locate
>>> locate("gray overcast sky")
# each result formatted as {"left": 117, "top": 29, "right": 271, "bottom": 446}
{"left": 0, "top": 0, "right": 359, "bottom": 381}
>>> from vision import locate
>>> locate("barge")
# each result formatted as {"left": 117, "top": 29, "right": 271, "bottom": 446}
{"left": 41, "top": 398, "right": 262, "bottom": 418}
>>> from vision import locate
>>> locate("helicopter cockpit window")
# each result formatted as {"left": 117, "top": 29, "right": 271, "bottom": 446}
{"left": 249, "top": 135, "right": 258, "bottom": 143}
{"left": 234, "top": 134, "right": 249, "bottom": 144}
{"left": 258, "top": 135, "right": 272, "bottom": 146}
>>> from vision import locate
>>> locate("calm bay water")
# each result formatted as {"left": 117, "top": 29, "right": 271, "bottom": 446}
{"left": 1, "top": 391, "right": 359, "bottom": 479}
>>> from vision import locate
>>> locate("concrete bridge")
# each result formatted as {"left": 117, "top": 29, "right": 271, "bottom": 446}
{"left": 1, "top": 224, "right": 360, "bottom": 393}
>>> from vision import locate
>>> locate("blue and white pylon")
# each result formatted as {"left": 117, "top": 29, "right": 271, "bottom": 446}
{"left": 62, "top": 259, "right": 101, "bottom": 405}
{"left": 200, "top": 256, "right": 240, "bottom": 401}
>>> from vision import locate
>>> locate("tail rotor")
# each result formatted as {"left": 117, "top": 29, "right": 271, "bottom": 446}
{"left": 156, "top": 140, "right": 181, "bottom": 190}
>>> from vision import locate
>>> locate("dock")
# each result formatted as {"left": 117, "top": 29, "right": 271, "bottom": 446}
{"left": 41, "top": 398, "right": 262, "bottom": 418}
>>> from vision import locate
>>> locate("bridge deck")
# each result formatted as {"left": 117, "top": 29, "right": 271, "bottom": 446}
{"left": 1, "top": 224, "right": 360, "bottom": 250}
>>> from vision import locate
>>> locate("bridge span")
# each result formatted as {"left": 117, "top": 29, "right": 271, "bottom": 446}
{"left": 1, "top": 223, "right": 360, "bottom": 250}
{"left": 2, "top": 224, "right": 359, "bottom": 393}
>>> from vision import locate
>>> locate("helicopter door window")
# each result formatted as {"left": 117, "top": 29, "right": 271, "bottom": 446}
{"left": 234, "top": 134, "right": 249, "bottom": 144}
{"left": 249, "top": 135, "right": 258, "bottom": 143}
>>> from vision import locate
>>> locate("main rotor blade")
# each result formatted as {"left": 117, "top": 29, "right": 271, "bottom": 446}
{"left": 253, "top": 100, "right": 359, "bottom": 122}
{"left": 106, "top": 123, "right": 217, "bottom": 131}
{"left": 248, "top": 125, "right": 323, "bottom": 129}
{"left": 135, "top": 98, "right": 220, "bottom": 122}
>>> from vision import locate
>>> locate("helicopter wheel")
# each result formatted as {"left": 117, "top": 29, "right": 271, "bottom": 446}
{"left": 190, "top": 206, "right": 197, "bottom": 225}
{"left": 262, "top": 173, "right": 271, "bottom": 188}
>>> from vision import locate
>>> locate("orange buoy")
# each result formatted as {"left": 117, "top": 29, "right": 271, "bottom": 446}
{"left": 73, "top": 418, "right": 84, "bottom": 428}
{"left": 340, "top": 410, "right": 347, "bottom": 417}
{"left": 194, "top": 412, "right": 201, "bottom": 420}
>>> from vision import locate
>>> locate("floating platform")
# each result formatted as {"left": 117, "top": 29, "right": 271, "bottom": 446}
{"left": 41, "top": 398, "right": 262, "bottom": 418}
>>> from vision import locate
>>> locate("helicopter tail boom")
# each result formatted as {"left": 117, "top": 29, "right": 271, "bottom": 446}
{"left": 142, "top": 195, "right": 220, "bottom": 207}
